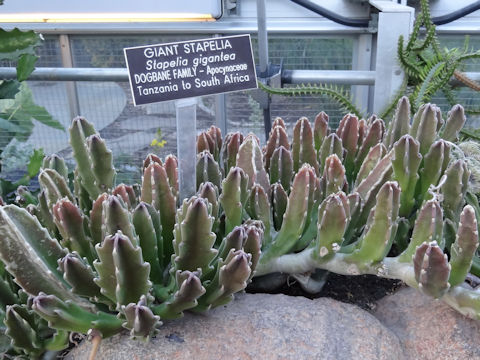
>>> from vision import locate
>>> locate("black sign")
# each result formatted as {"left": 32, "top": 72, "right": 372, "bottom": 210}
{"left": 124, "top": 34, "right": 258, "bottom": 105}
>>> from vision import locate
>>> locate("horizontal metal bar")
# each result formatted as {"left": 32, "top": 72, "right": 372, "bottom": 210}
{"left": 0, "top": 19, "right": 370, "bottom": 35}
{"left": 283, "top": 70, "right": 376, "bottom": 85}
{"left": 1, "top": 67, "right": 479, "bottom": 88}
{"left": 285, "top": 70, "right": 480, "bottom": 85}
{"left": 436, "top": 23, "right": 480, "bottom": 34}
{"left": 1, "top": 20, "right": 479, "bottom": 35}
{"left": 1, "top": 67, "right": 376, "bottom": 84}
{"left": 0, "top": 67, "right": 129, "bottom": 81}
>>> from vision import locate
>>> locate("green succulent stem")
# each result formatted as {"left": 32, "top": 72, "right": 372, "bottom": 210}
{"left": 257, "top": 81, "right": 364, "bottom": 118}
{"left": 255, "top": 248, "right": 480, "bottom": 320}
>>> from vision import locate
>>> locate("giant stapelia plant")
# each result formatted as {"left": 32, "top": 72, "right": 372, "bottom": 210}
{"left": 0, "top": 117, "right": 260, "bottom": 354}
{"left": 0, "top": 97, "right": 479, "bottom": 356}
{"left": 196, "top": 97, "right": 479, "bottom": 319}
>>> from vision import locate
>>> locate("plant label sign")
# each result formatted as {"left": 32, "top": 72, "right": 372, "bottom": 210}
{"left": 124, "top": 34, "right": 257, "bottom": 105}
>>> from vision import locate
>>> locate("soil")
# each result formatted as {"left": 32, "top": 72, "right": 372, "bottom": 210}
{"left": 249, "top": 273, "right": 404, "bottom": 312}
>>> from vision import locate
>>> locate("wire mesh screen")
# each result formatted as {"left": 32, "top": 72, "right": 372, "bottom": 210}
{"left": 227, "top": 35, "right": 354, "bottom": 143}
{"left": 24, "top": 35, "right": 219, "bottom": 183}
{"left": 0, "top": 35, "right": 66, "bottom": 179}
{"left": 3, "top": 33, "right": 354, "bottom": 184}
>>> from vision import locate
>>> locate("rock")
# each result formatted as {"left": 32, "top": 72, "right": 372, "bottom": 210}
{"left": 374, "top": 287, "right": 480, "bottom": 360}
{"left": 67, "top": 293, "right": 403, "bottom": 360}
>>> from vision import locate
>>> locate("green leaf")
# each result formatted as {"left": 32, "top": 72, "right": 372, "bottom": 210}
{"left": 16, "top": 84, "right": 64, "bottom": 130}
{"left": 0, "top": 83, "right": 64, "bottom": 133}
{"left": 0, "top": 98, "right": 15, "bottom": 112}
{"left": 44, "top": 330, "right": 69, "bottom": 351}
{"left": 0, "top": 80, "right": 20, "bottom": 99}
{"left": 0, "top": 115, "right": 25, "bottom": 133}
{"left": 16, "top": 53, "right": 38, "bottom": 81}
{"left": 0, "top": 178, "right": 18, "bottom": 197}
{"left": 27, "top": 148, "right": 44, "bottom": 178}
{"left": 0, "top": 28, "right": 41, "bottom": 61}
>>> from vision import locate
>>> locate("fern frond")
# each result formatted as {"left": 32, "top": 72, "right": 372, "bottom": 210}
{"left": 423, "top": 61, "right": 456, "bottom": 103}
{"left": 465, "top": 108, "right": 480, "bottom": 115}
{"left": 442, "top": 85, "right": 459, "bottom": 107}
{"left": 420, "top": 0, "right": 441, "bottom": 56}
{"left": 406, "top": 16, "right": 423, "bottom": 52}
{"left": 463, "top": 35, "right": 470, "bottom": 54}
{"left": 414, "top": 62, "right": 445, "bottom": 109}
{"left": 412, "top": 26, "right": 436, "bottom": 52}
{"left": 461, "top": 128, "right": 480, "bottom": 140}
{"left": 398, "top": 36, "right": 423, "bottom": 80}
{"left": 257, "top": 81, "right": 364, "bottom": 118}
{"left": 456, "top": 50, "right": 480, "bottom": 63}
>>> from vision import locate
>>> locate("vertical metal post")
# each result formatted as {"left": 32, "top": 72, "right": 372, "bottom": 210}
{"left": 175, "top": 98, "right": 197, "bottom": 202}
{"left": 257, "top": 0, "right": 269, "bottom": 76}
{"left": 370, "top": 1, "right": 414, "bottom": 114}
{"left": 59, "top": 34, "right": 81, "bottom": 119}
{"left": 257, "top": 0, "right": 271, "bottom": 140}
{"left": 352, "top": 34, "right": 373, "bottom": 115}
{"left": 214, "top": 34, "right": 228, "bottom": 135}
{"left": 214, "top": 93, "right": 227, "bottom": 135}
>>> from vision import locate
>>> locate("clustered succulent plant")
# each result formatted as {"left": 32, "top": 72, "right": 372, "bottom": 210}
{"left": 0, "top": 117, "right": 261, "bottom": 357}
{"left": 0, "top": 97, "right": 479, "bottom": 358}
{"left": 0, "top": 258, "right": 70, "bottom": 359}
{"left": 196, "top": 96, "right": 479, "bottom": 318}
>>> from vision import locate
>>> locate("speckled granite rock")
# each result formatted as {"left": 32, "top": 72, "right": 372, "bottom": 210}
{"left": 374, "top": 287, "right": 480, "bottom": 360}
{"left": 67, "top": 293, "right": 404, "bottom": 360}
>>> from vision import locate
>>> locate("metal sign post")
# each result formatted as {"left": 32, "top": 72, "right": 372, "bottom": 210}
{"left": 123, "top": 35, "right": 257, "bottom": 202}
{"left": 175, "top": 98, "right": 197, "bottom": 201}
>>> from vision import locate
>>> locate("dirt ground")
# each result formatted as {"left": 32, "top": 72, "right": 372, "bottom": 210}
{"left": 248, "top": 273, "right": 404, "bottom": 312}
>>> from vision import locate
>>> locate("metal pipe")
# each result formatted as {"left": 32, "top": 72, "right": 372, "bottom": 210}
{"left": 215, "top": 93, "right": 227, "bottom": 135}
{"left": 175, "top": 98, "right": 197, "bottom": 201}
{"left": 283, "top": 70, "right": 376, "bottom": 85}
{"left": 290, "top": 0, "right": 370, "bottom": 28}
{"left": 1, "top": 20, "right": 477, "bottom": 35}
{"left": 432, "top": 1, "right": 480, "bottom": 25}
{"left": 0, "top": 21, "right": 370, "bottom": 35}
{"left": 0, "top": 67, "right": 129, "bottom": 81}
{"left": 256, "top": 0, "right": 271, "bottom": 140}
{"left": 214, "top": 34, "right": 227, "bottom": 135}
{"left": 256, "top": 0, "right": 269, "bottom": 76}
{"left": 1, "top": 67, "right": 479, "bottom": 87}
{"left": 59, "top": 34, "right": 81, "bottom": 118}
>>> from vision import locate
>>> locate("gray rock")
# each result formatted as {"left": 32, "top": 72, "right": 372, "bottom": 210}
{"left": 374, "top": 287, "right": 480, "bottom": 360}
{"left": 67, "top": 293, "right": 404, "bottom": 360}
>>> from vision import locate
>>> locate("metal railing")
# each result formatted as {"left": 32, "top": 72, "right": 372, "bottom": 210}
{"left": 2, "top": 66, "right": 480, "bottom": 85}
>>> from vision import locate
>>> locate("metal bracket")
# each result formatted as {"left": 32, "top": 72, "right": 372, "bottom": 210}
{"left": 224, "top": 0, "right": 238, "bottom": 16}
{"left": 368, "top": 13, "right": 379, "bottom": 33}
{"left": 252, "top": 62, "right": 283, "bottom": 108}
{"left": 251, "top": 62, "right": 283, "bottom": 139}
